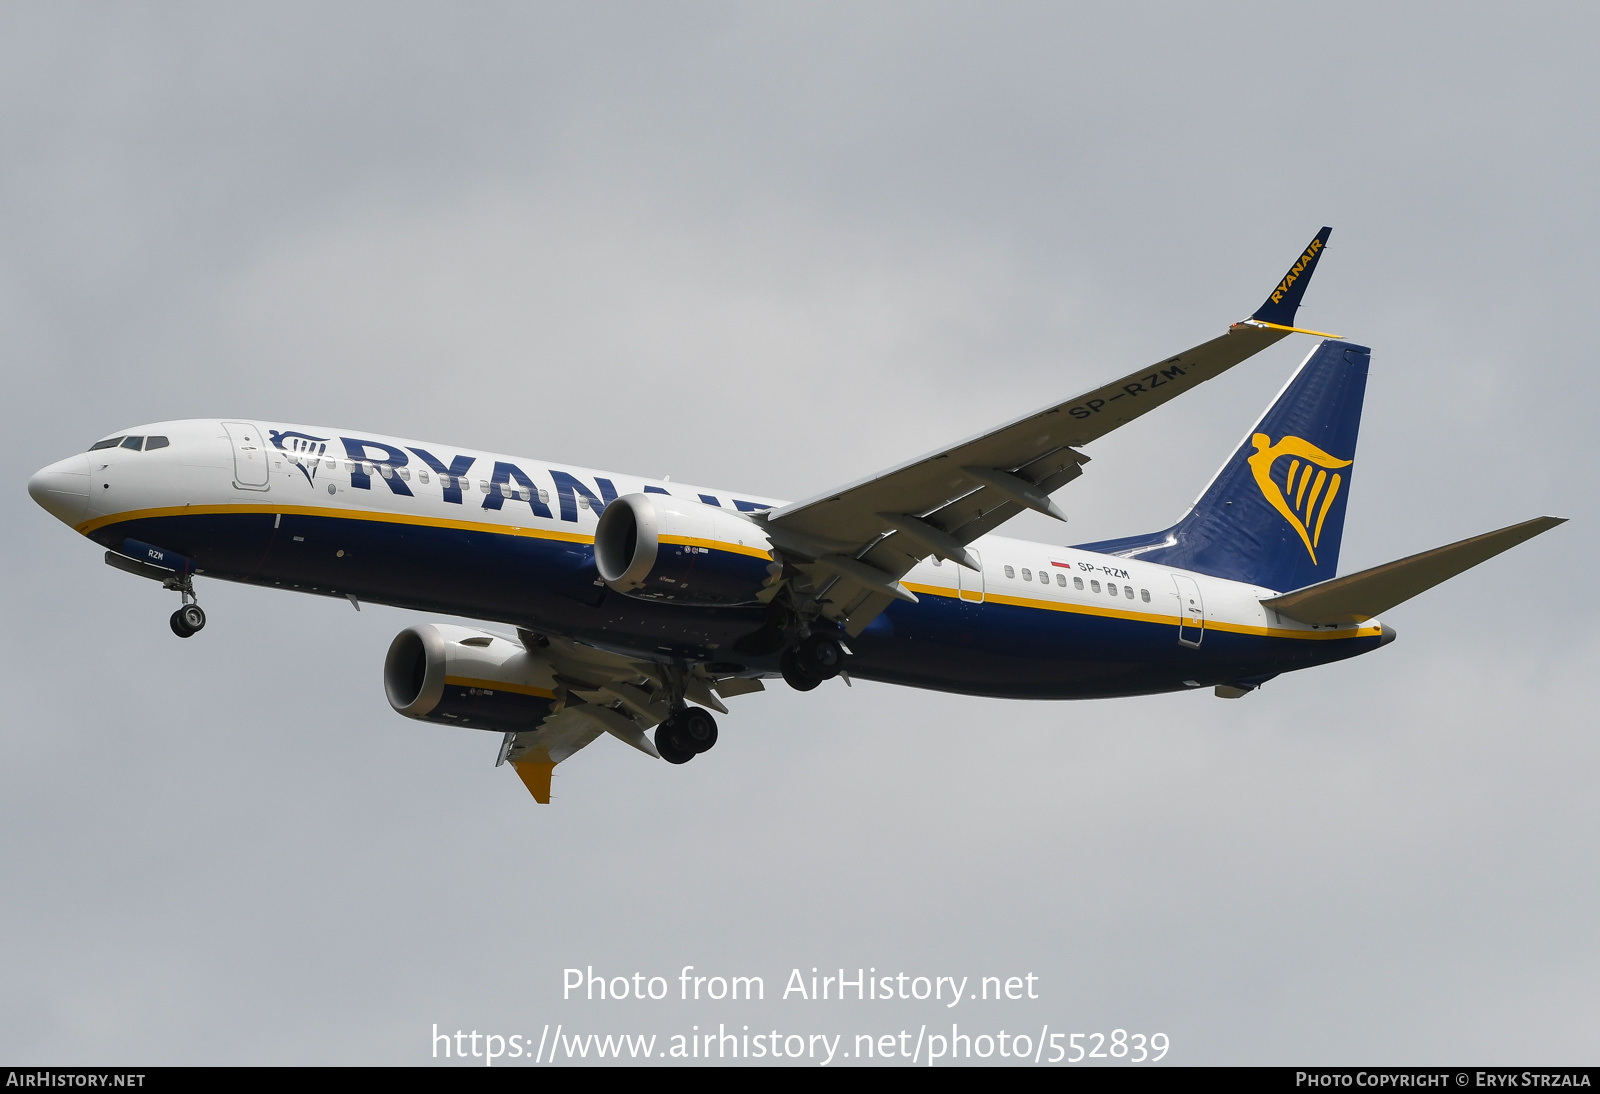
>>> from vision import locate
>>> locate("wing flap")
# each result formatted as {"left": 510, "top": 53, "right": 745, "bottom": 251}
{"left": 495, "top": 629, "right": 772, "bottom": 800}
{"left": 1262, "top": 516, "right": 1566, "bottom": 625}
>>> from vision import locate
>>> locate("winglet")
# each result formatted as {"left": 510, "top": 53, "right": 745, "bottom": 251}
{"left": 1251, "top": 227, "right": 1332, "bottom": 328}
{"left": 512, "top": 760, "right": 555, "bottom": 804}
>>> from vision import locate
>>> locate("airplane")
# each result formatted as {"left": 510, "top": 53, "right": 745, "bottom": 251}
{"left": 26, "top": 228, "right": 1564, "bottom": 804}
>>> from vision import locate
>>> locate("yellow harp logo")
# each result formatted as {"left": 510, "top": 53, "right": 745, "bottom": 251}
{"left": 1247, "top": 433, "right": 1353, "bottom": 565}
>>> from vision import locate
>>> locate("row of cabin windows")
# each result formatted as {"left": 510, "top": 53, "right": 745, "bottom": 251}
{"left": 1001, "top": 564, "right": 1151, "bottom": 604}
{"left": 88, "top": 435, "right": 170, "bottom": 452}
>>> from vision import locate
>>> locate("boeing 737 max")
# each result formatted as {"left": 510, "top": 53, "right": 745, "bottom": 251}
{"left": 27, "top": 229, "right": 1563, "bottom": 802}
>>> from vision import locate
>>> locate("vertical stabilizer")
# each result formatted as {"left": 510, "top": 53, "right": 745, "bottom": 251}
{"left": 1075, "top": 339, "right": 1370, "bottom": 592}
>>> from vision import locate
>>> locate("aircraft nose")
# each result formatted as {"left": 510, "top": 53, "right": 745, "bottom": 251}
{"left": 28, "top": 453, "right": 91, "bottom": 527}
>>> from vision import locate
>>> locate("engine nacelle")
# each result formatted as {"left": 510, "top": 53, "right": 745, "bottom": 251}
{"left": 384, "top": 623, "right": 559, "bottom": 733}
{"left": 594, "top": 493, "right": 779, "bottom": 605}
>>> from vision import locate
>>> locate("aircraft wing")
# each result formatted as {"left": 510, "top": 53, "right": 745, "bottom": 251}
{"left": 499, "top": 629, "right": 763, "bottom": 802}
{"left": 759, "top": 228, "right": 1337, "bottom": 634}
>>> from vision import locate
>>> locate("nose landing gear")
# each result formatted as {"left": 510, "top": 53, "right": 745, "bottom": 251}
{"left": 170, "top": 603, "right": 206, "bottom": 638}
{"left": 102, "top": 544, "right": 208, "bottom": 638}
{"left": 167, "top": 576, "right": 206, "bottom": 639}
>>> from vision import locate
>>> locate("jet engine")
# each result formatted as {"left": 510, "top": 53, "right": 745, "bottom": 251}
{"left": 384, "top": 623, "right": 560, "bottom": 733}
{"left": 594, "top": 493, "right": 779, "bottom": 605}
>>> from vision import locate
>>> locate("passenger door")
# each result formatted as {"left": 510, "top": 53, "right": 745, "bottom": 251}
{"left": 222, "top": 421, "right": 270, "bottom": 491}
{"left": 1171, "top": 574, "right": 1204, "bottom": 647}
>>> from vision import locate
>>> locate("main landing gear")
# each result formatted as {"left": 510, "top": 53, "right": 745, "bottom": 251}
{"left": 780, "top": 633, "right": 847, "bottom": 691}
{"left": 655, "top": 707, "right": 719, "bottom": 765}
{"left": 168, "top": 577, "right": 206, "bottom": 639}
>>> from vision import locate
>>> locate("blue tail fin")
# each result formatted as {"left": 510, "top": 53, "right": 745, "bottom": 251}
{"left": 1075, "top": 339, "right": 1370, "bottom": 592}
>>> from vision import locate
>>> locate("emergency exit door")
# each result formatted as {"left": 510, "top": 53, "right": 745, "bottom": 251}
{"left": 958, "top": 550, "right": 985, "bottom": 603}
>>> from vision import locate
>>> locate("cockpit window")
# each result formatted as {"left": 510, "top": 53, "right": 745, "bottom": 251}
{"left": 144, "top": 436, "right": 169, "bottom": 450}
{"left": 89, "top": 437, "right": 124, "bottom": 451}
{"left": 121, "top": 436, "right": 145, "bottom": 451}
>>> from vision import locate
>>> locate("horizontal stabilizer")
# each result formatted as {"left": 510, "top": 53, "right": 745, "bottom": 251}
{"left": 1262, "top": 516, "right": 1566, "bottom": 625}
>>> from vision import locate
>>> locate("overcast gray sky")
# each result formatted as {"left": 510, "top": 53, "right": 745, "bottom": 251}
{"left": 2, "top": 2, "right": 1595, "bottom": 1065}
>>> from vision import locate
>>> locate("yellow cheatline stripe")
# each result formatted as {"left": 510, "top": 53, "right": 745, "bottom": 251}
{"left": 445, "top": 676, "right": 557, "bottom": 699}
{"left": 78, "top": 502, "right": 595, "bottom": 544}
{"left": 902, "top": 581, "right": 1382, "bottom": 642}
{"left": 85, "top": 504, "right": 1377, "bottom": 642}
{"left": 1247, "top": 319, "right": 1345, "bottom": 338}
{"left": 658, "top": 534, "right": 774, "bottom": 561}
{"left": 79, "top": 503, "right": 775, "bottom": 560}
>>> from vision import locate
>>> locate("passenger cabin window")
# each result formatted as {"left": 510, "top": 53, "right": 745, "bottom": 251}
{"left": 89, "top": 437, "right": 124, "bottom": 451}
{"left": 1056, "top": 573, "right": 1066, "bottom": 586}
{"left": 1004, "top": 565, "right": 1015, "bottom": 579}
{"left": 1021, "top": 568, "right": 1031, "bottom": 581}
{"left": 1091, "top": 580, "right": 1100, "bottom": 593}
{"left": 1038, "top": 570, "right": 1048, "bottom": 584}
{"left": 1125, "top": 586, "right": 1134, "bottom": 599}
{"left": 418, "top": 470, "right": 429, "bottom": 484}
{"left": 1141, "top": 589, "right": 1151, "bottom": 602}
{"left": 1108, "top": 583, "right": 1119, "bottom": 596}
{"left": 1074, "top": 577, "right": 1084, "bottom": 590}
{"left": 144, "top": 436, "right": 169, "bottom": 450}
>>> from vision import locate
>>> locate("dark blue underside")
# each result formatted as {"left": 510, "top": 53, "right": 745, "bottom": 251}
{"left": 91, "top": 512, "right": 1384, "bottom": 699}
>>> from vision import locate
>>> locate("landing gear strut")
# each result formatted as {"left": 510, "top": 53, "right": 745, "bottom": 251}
{"left": 655, "top": 707, "right": 719, "bottom": 764}
{"left": 167, "top": 577, "right": 206, "bottom": 638}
